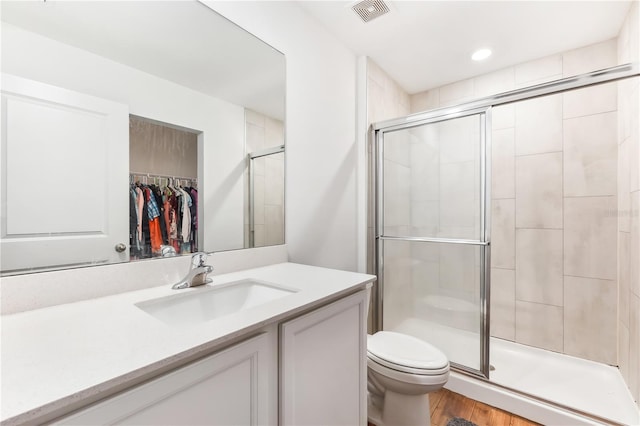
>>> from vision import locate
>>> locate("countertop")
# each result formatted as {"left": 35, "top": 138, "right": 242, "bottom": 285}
{"left": 0, "top": 262, "right": 375, "bottom": 425}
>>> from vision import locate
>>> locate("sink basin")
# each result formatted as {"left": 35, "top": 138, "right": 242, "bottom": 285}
{"left": 136, "top": 279, "right": 298, "bottom": 325}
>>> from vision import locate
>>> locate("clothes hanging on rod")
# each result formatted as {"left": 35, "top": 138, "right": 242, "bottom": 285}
{"left": 129, "top": 173, "right": 198, "bottom": 260}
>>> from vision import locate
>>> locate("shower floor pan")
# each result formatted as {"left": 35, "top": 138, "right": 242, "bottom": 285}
{"left": 393, "top": 318, "right": 639, "bottom": 425}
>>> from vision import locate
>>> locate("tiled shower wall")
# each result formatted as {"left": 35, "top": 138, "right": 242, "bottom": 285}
{"left": 617, "top": 1, "right": 640, "bottom": 407}
{"left": 409, "top": 38, "right": 625, "bottom": 367}
{"left": 244, "top": 109, "right": 285, "bottom": 248}
{"left": 365, "top": 58, "right": 411, "bottom": 330}
{"left": 365, "top": 56, "right": 411, "bottom": 273}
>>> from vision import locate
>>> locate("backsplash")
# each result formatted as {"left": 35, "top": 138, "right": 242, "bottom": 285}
{"left": 0, "top": 245, "right": 288, "bottom": 315}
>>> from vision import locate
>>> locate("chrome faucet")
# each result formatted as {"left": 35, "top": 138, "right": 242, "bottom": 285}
{"left": 172, "top": 252, "right": 214, "bottom": 290}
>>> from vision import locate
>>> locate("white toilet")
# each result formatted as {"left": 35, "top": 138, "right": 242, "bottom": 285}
{"left": 367, "top": 331, "right": 450, "bottom": 426}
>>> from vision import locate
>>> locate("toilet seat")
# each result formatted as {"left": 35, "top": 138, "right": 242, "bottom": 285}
{"left": 367, "top": 331, "right": 449, "bottom": 376}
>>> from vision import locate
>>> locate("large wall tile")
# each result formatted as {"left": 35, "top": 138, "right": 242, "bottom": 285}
{"left": 438, "top": 243, "right": 478, "bottom": 299}
{"left": 564, "top": 276, "right": 616, "bottom": 364}
{"left": 383, "top": 160, "right": 411, "bottom": 230}
{"left": 438, "top": 115, "right": 480, "bottom": 164}
{"left": 620, "top": 232, "right": 631, "bottom": 328}
{"left": 563, "top": 83, "right": 617, "bottom": 119}
{"left": 491, "top": 128, "right": 515, "bottom": 199}
{"left": 411, "top": 200, "right": 439, "bottom": 235}
{"left": 629, "top": 1, "right": 640, "bottom": 64}
{"left": 619, "top": 5, "right": 631, "bottom": 64}
{"left": 439, "top": 162, "right": 479, "bottom": 239}
{"left": 515, "top": 94, "right": 563, "bottom": 156}
{"left": 619, "top": 321, "right": 630, "bottom": 388}
{"left": 491, "top": 199, "right": 515, "bottom": 269}
{"left": 264, "top": 157, "right": 284, "bottom": 205}
{"left": 264, "top": 204, "right": 284, "bottom": 245}
{"left": 474, "top": 67, "right": 515, "bottom": 98}
{"left": 265, "top": 117, "right": 284, "bottom": 147}
{"left": 619, "top": 140, "right": 631, "bottom": 232}
{"left": 410, "top": 89, "right": 439, "bottom": 113}
{"left": 367, "top": 57, "right": 389, "bottom": 87}
{"left": 619, "top": 80, "right": 639, "bottom": 146}
{"left": 563, "top": 112, "right": 617, "bottom": 197}
{"left": 564, "top": 196, "right": 617, "bottom": 280}
{"left": 515, "top": 54, "right": 563, "bottom": 87}
{"left": 368, "top": 77, "right": 385, "bottom": 124}
{"left": 631, "top": 118, "right": 640, "bottom": 193}
{"left": 492, "top": 104, "right": 514, "bottom": 130}
{"left": 629, "top": 294, "right": 640, "bottom": 404}
{"left": 515, "top": 229, "right": 563, "bottom": 306}
{"left": 439, "top": 78, "right": 475, "bottom": 106}
{"left": 253, "top": 175, "right": 265, "bottom": 225}
{"left": 491, "top": 268, "right": 515, "bottom": 341}
{"left": 411, "top": 258, "right": 440, "bottom": 300}
{"left": 515, "top": 301, "right": 563, "bottom": 353}
{"left": 384, "top": 129, "right": 411, "bottom": 167}
{"left": 246, "top": 122, "right": 265, "bottom": 152}
{"left": 515, "top": 152, "right": 563, "bottom": 229}
{"left": 245, "top": 109, "right": 265, "bottom": 127}
{"left": 410, "top": 129, "right": 440, "bottom": 202}
{"left": 563, "top": 39, "right": 618, "bottom": 77}
{"left": 383, "top": 240, "right": 413, "bottom": 329}
{"left": 253, "top": 224, "right": 265, "bottom": 247}
{"left": 632, "top": 192, "right": 640, "bottom": 296}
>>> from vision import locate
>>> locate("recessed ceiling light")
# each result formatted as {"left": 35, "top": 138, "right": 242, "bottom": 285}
{"left": 471, "top": 49, "right": 492, "bottom": 61}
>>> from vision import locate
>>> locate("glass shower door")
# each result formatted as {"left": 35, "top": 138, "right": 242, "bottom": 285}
{"left": 376, "top": 108, "right": 490, "bottom": 377}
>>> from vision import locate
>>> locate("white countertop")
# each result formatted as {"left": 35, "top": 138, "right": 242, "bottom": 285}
{"left": 0, "top": 262, "right": 375, "bottom": 425}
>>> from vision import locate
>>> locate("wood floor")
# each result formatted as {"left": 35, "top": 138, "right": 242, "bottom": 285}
{"left": 429, "top": 389, "right": 540, "bottom": 426}
{"left": 369, "top": 388, "right": 540, "bottom": 426}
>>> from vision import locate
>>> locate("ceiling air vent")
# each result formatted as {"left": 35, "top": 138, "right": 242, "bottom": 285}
{"left": 351, "top": 0, "right": 390, "bottom": 23}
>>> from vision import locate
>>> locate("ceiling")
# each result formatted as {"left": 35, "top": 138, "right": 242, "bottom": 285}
{"left": 298, "top": 0, "right": 632, "bottom": 94}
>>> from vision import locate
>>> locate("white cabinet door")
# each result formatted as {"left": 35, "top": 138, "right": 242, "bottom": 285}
{"left": 280, "top": 290, "right": 369, "bottom": 426}
{"left": 56, "top": 331, "right": 276, "bottom": 425}
{"left": 1, "top": 73, "right": 129, "bottom": 272}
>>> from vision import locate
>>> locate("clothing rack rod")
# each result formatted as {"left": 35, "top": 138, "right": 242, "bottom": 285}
{"left": 129, "top": 172, "right": 197, "bottom": 181}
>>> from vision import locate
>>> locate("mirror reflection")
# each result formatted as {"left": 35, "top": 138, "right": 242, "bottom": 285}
{"left": 0, "top": 1, "right": 286, "bottom": 275}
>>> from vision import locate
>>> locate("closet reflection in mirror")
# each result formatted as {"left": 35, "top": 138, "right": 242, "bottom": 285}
{"left": 129, "top": 116, "right": 200, "bottom": 260}
{"left": 0, "top": 1, "right": 285, "bottom": 275}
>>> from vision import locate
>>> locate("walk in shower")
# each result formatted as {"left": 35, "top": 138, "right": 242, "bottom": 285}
{"left": 372, "top": 64, "right": 639, "bottom": 425}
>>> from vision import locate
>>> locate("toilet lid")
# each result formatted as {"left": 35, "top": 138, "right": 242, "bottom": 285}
{"left": 367, "top": 331, "right": 449, "bottom": 372}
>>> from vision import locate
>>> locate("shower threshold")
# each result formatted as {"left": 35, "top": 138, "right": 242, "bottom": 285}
{"left": 393, "top": 318, "right": 639, "bottom": 425}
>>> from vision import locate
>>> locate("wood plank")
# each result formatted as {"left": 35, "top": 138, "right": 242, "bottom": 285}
{"left": 429, "top": 388, "right": 447, "bottom": 414}
{"left": 489, "top": 406, "right": 515, "bottom": 426}
{"left": 429, "top": 389, "right": 450, "bottom": 426}
{"left": 470, "top": 401, "right": 494, "bottom": 426}
{"left": 430, "top": 389, "right": 475, "bottom": 425}
{"left": 510, "top": 414, "right": 541, "bottom": 426}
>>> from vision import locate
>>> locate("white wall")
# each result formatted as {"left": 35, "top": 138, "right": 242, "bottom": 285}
{"left": 204, "top": 1, "right": 359, "bottom": 272}
{"left": 1, "top": 23, "right": 245, "bottom": 252}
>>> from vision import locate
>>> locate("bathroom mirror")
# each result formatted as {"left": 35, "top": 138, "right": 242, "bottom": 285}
{"left": 0, "top": 0, "right": 285, "bottom": 275}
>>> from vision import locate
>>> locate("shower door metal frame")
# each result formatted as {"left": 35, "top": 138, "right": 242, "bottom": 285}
{"left": 371, "top": 62, "right": 640, "bottom": 384}
{"left": 374, "top": 106, "right": 492, "bottom": 379}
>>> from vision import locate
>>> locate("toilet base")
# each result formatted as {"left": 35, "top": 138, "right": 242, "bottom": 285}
{"left": 367, "top": 390, "right": 432, "bottom": 426}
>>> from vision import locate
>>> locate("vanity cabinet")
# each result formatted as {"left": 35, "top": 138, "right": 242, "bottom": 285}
{"left": 53, "top": 289, "right": 369, "bottom": 426}
{"left": 56, "top": 330, "right": 277, "bottom": 425}
{"left": 280, "top": 290, "right": 369, "bottom": 426}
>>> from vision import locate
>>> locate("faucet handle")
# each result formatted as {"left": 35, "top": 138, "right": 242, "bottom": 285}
{"left": 191, "top": 252, "right": 209, "bottom": 268}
